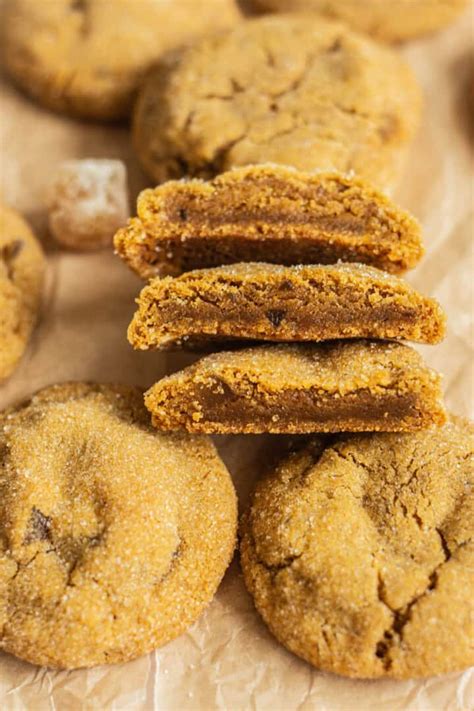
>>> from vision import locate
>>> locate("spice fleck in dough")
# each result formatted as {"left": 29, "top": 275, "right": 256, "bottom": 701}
{"left": 128, "top": 262, "right": 446, "bottom": 350}
{"left": 145, "top": 341, "right": 446, "bottom": 434}
{"left": 0, "top": 383, "right": 237, "bottom": 669}
{"left": 0, "top": 204, "right": 45, "bottom": 381}
{"left": 251, "top": 0, "right": 469, "bottom": 43}
{"left": 114, "top": 166, "right": 423, "bottom": 280}
{"left": 132, "top": 16, "right": 422, "bottom": 189}
{"left": 240, "top": 416, "right": 474, "bottom": 678}
{"left": 2, "top": 0, "right": 241, "bottom": 121}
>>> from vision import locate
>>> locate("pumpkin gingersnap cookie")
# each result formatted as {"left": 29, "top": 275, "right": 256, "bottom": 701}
{"left": 128, "top": 262, "right": 446, "bottom": 350}
{"left": 0, "top": 205, "right": 45, "bottom": 381}
{"left": 251, "top": 0, "right": 469, "bottom": 43}
{"left": 0, "top": 383, "right": 237, "bottom": 669}
{"left": 144, "top": 341, "right": 446, "bottom": 434}
{"left": 114, "top": 166, "right": 423, "bottom": 280}
{"left": 240, "top": 416, "right": 474, "bottom": 678}
{"left": 2, "top": 0, "right": 241, "bottom": 121}
{"left": 132, "top": 16, "right": 421, "bottom": 189}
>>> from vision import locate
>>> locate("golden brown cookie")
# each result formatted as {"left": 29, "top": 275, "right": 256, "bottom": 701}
{"left": 144, "top": 341, "right": 446, "bottom": 434}
{"left": 0, "top": 205, "right": 45, "bottom": 381}
{"left": 114, "top": 166, "right": 423, "bottom": 279}
{"left": 132, "top": 16, "right": 422, "bottom": 189}
{"left": 0, "top": 383, "right": 237, "bottom": 669}
{"left": 240, "top": 416, "right": 474, "bottom": 678}
{"left": 2, "top": 0, "right": 241, "bottom": 121}
{"left": 128, "top": 262, "right": 446, "bottom": 350}
{"left": 251, "top": 0, "right": 469, "bottom": 43}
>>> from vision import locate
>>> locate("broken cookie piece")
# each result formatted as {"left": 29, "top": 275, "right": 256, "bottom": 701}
{"left": 114, "top": 166, "right": 423, "bottom": 279}
{"left": 0, "top": 204, "right": 45, "bottom": 380}
{"left": 144, "top": 341, "right": 446, "bottom": 434}
{"left": 240, "top": 415, "right": 474, "bottom": 678}
{"left": 128, "top": 262, "right": 446, "bottom": 350}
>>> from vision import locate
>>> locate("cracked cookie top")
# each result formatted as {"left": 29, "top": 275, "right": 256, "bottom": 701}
{"left": 2, "top": 0, "right": 241, "bottom": 120}
{"left": 251, "top": 0, "right": 469, "bottom": 43}
{"left": 240, "top": 417, "right": 474, "bottom": 678}
{"left": 0, "top": 383, "right": 237, "bottom": 669}
{"left": 133, "top": 14, "right": 422, "bottom": 189}
{"left": 0, "top": 204, "right": 45, "bottom": 381}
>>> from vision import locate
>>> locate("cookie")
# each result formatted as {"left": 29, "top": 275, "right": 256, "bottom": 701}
{"left": 251, "top": 0, "right": 469, "bottom": 43}
{"left": 114, "top": 166, "right": 423, "bottom": 279}
{"left": 0, "top": 205, "right": 45, "bottom": 381}
{"left": 3, "top": 0, "right": 241, "bottom": 121}
{"left": 144, "top": 341, "right": 446, "bottom": 434}
{"left": 132, "top": 15, "right": 422, "bottom": 189}
{"left": 0, "top": 383, "right": 237, "bottom": 669}
{"left": 240, "top": 416, "right": 474, "bottom": 678}
{"left": 128, "top": 262, "right": 446, "bottom": 350}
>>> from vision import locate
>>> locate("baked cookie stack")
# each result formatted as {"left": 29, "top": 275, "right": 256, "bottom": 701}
{"left": 115, "top": 164, "right": 447, "bottom": 435}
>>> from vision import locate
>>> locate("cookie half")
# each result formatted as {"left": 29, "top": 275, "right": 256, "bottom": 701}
{"left": 240, "top": 417, "right": 474, "bottom": 678}
{"left": 145, "top": 341, "right": 446, "bottom": 434}
{"left": 3, "top": 0, "right": 240, "bottom": 120}
{"left": 114, "top": 166, "right": 423, "bottom": 279}
{"left": 132, "top": 15, "right": 422, "bottom": 189}
{"left": 0, "top": 383, "right": 237, "bottom": 669}
{"left": 251, "top": 0, "right": 469, "bottom": 43}
{"left": 0, "top": 204, "right": 45, "bottom": 381}
{"left": 128, "top": 263, "right": 446, "bottom": 350}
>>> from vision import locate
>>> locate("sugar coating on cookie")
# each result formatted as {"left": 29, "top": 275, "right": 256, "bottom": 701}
{"left": 48, "top": 160, "right": 129, "bottom": 250}
{"left": 0, "top": 205, "right": 45, "bottom": 380}
{"left": 132, "top": 15, "right": 422, "bottom": 189}
{"left": 114, "top": 166, "right": 424, "bottom": 279}
{"left": 251, "top": 0, "right": 469, "bottom": 42}
{"left": 241, "top": 417, "right": 474, "bottom": 678}
{"left": 3, "top": 0, "right": 241, "bottom": 120}
{"left": 145, "top": 341, "right": 446, "bottom": 434}
{"left": 128, "top": 262, "right": 446, "bottom": 350}
{"left": 0, "top": 383, "right": 237, "bottom": 669}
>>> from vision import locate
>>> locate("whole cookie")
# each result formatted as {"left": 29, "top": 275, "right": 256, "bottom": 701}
{"left": 251, "top": 0, "right": 469, "bottom": 42}
{"left": 133, "top": 15, "right": 422, "bottom": 189}
{"left": 3, "top": 0, "right": 241, "bottom": 121}
{"left": 0, "top": 205, "right": 45, "bottom": 381}
{"left": 241, "top": 417, "right": 474, "bottom": 678}
{"left": 0, "top": 383, "right": 237, "bottom": 669}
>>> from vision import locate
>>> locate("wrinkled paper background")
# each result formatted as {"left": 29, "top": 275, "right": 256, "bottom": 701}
{"left": 0, "top": 7, "right": 473, "bottom": 710}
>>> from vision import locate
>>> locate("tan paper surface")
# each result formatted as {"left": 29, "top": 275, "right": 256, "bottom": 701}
{"left": 0, "top": 10, "right": 473, "bottom": 710}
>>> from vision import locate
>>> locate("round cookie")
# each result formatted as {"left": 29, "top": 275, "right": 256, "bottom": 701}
{"left": 2, "top": 0, "right": 241, "bottom": 121}
{"left": 0, "top": 383, "right": 237, "bottom": 669}
{"left": 133, "top": 15, "right": 422, "bottom": 190}
{"left": 241, "top": 417, "right": 474, "bottom": 679}
{"left": 251, "top": 0, "right": 469, "bottom": 42}
{"left": 0, "top": 205, "right": 45, "bottom": 381}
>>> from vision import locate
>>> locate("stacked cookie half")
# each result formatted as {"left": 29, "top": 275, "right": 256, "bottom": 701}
{"left": 115, "top": 165, "right": 474, "bottom": 680}
{"left": 116, "top": 164, "right": 447, "bottom": 435}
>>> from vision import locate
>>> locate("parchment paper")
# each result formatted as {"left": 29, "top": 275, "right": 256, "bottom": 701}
{"left": 0, "top": 8, "right": 473, "bottom": 710}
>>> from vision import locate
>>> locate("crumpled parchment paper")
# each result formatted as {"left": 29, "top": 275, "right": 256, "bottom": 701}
{"left": 0, "top": 8, "right": 473, "bottom": 710}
